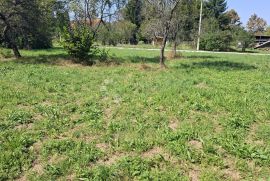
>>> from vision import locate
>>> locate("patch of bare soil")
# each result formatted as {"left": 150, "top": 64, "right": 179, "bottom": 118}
{"left": 96, "top": 143, "right": 109, "bottom": 152}
{"left": 142, "top": 147, "right": 164, "bottom": 158}
{"left": 104, "top": 106, "right": 113, "bottom": 120}
{"left": 195, "top": 82, "right": 209, "bottom": 89}
{"left": 188, "top": 140, "right": 203, "bottom": 150}
{"left": 32, "top": 141, "right": 43, "bottom": 153}
{"left": 223, "top": 169, "right": 241, "bottom": 181}
{"left": 66, "top": 173, "right": 76, "bottom": 181}
{"left": 139, "top": 64, "right": 152, "bottom": 71}
{"left": 96, "top": 152, "right": 127, "bottom": 166}
{"left": 142, "top": 147, "right": 179, "bottom": 164}
{"left": 222, "top": 156, "right": 242, "bottom": 181}
{"left": 169, "top": 118, "right": 179, "bottom": 131}
{"left": 49, "top": 154, "right": 67, "bottom": 164}
{"left": 32, "top": 160, "right": 44, "bottom": 175}
{"left": 245, "top": 123, "right": 265, "bottom": 146}
{"left": 14, "top": 123, "right": 34, "bottom": 130}
{"left": 189, "top": 166, "right": 200, "bottom": 181}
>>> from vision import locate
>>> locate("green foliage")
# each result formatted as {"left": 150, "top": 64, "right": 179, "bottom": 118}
{"left": 97, "top": 21, "right": 136, "bottom": 45}
{"left": 123, "top": 0, "right": 143, "bottom": 44}
{"left": 204, "top": 0, "right": 229, "bottom": 29}
{"left": 0, "top": 131, "right": 36, "bottom": 180}
{"left": 233, "top": 27, "right": 254, "bottom": 51}
{"left": 62, "top": 26, "right": 97, "bottom": 64}
{"left": 200, "top": 31, "right": 232, "bottom": 51}
{"left": 7, "top": 110, "right": 33, "bottom": 125}
{"left": 98, "top": 49, "right": 110, "bottom": 62}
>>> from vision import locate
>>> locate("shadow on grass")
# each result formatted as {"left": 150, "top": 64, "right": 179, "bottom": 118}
{"left": 175, "top": 60, "right": 257, "bottom": 71}
{"left": 184, "top": 55, "right": 218, "bottom": 60}
{"left": 13, "top": 54, "right": 70, "bottom": 65}
{"left": 112, "top": 56, "right": 159, "bottom": 64}
{"left": 10, "top": 49, "right": 160, "bottom": 66}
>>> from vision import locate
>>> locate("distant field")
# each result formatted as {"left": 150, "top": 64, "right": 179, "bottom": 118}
{"left": 1, "top": 48, "right": 270, "bottom": 180}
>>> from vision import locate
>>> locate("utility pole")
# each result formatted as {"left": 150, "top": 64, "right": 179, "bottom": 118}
{"left": 197, "top": 0, "right": 203, "bottom": 51}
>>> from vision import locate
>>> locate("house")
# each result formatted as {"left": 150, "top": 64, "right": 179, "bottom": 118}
{"left": 254, "top": 35, "right": 270, "bottom": 49}
{"left": 70, "top": 18, "right": 104, "bottom": 28}
{"left": 152, "top": 36, "right": 164, "bottom": 46}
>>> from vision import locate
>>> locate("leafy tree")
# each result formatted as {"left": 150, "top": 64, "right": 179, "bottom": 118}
{"left": 247, "top": 14, "right": 267, "bottom": 35}
{"left": 123, "top": 0, "right": 143, "bottom": 44}
{"left": 233, "top": 27, "right": 254, "bottom": 52}
{"left": 62, "top": 25, "right": 96, "bottom": 64}
{"left": 169, "top": 0, "right": 196, "bottom": 57}
{"left": 200, "top": 30, "right": 232, "bottom": 51}
{"left": 226, "top": 9, "right": 241, "bottom": 27}
{"left": 144, "top": 0, "right": 181, "bottom": 67}
{"left": 0, "top": 0, "right": 36, "bottom": 58}
{"left": 52, "top": 0, "right": 71, "bottom": 42}
{"left": 265, "top": 27, "right": 270, "bottom": 36}
{"left": 62, "top": 0, "right": 125, "bottom": 61}
{"left": 0, "top": 0, "right": 58, "bottom": 57}
{"left": 97, "top": 20, "right": 136, "bottom": 45}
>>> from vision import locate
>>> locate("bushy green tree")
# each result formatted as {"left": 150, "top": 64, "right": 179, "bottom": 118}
{"left": 200, "top": 31, "right": 232, "bottom": 51}
{"left": 169, "top": 0, "right": 197, "bottom": 57}
{"left": 233, "top": 27, "right": 254, "bottom": 52}
{"left": 123, "top": 0, "right": 143, "bottom": 44}
{"left": 265, "top": 27, "right": 270, "bottom": 36}
{"left": 62, "top": 26, "right": 97, "bottom": 65}
{"left": 0, "top": 0, "right": 58, "bottom": 57}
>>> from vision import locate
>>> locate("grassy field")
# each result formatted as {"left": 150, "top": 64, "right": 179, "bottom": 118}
{"left": 1, "top": 47, "right": 270, "bottom": 180}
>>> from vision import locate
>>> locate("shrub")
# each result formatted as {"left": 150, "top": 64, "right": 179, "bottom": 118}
{"left": 98, "top": 49, "right": 110, "bottom": 62}
{"left": 200, "top": 31, "right": 232, "bottom": 51}
{"left": 233, "top": 27, "right": 254, "bottom": 52}
{"left": 62, "top": 26, "right": 97, "bottom": 65}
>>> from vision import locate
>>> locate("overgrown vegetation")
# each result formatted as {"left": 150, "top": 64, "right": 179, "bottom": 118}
{"left": 1, "top": 48, "right": 270, "bottom": 180}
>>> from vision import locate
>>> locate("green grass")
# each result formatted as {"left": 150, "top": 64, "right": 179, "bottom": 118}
{"left": 1, "top": 47, "right": 270, "bottom": 180}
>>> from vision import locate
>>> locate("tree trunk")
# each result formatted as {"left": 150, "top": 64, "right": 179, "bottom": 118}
{"left": 160, "top": 28, "right": 169, "bottom": 68}
{"left": 1, "top": 17, "right": 22, "bottom": 58}
{"left": 11, "top": 43, "right": 21, "bottom": 58}
{"left": 172, "top": 41, "right": 177, "bottom": 58}
{"left": 160, "top": 35, "right": 167, "bottom": 68}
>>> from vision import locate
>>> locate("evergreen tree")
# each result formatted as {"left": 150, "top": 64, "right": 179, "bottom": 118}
{"left": 123, "top": 0, "right": 143, "bottom": 44}
{"left": 204, "top": 0, "right": 229, "bottom": 29}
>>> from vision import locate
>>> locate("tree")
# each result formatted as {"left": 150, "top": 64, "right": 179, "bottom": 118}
{"left": 62, "top": 0, "right": 125, "bottom": 62}
{"left": 200, "top": 30, "right": 232, "bottom": 51}
{"left": 52, "top": 0, "right": 71, "bottom": 42}
{"left": 204, "top": 0, "right": 229, "bottom": 29}
{"left": 169, "top": 0, "right": 196, "bottom": 57}
{"left": 97, "top": 20, "right": 136, "bottom": 45}
{"left": 69, "top": 0, "right": 126, "bottom": 39}
{"left": 247, "top": 14, "right": 267, "bottom": 35}
{"left": 226, "top": 9, "right": 241, "bottom": 27}
{"left": 123, "top": 0, "right": 143, "bottom": 44}
{"left": 144, "top": 0, "right": 181, "bottom": 67}
{"left": 233, "top": 27, "right": 254, "bottom": 52}
{"left": 0, "top": 0, "right": 28, "bottom": 58}
{"left": 265, "top": 27, "right": 270, "bottom": 36}
{"left": 0, "top": 0, "right": 58, "bottom": 57}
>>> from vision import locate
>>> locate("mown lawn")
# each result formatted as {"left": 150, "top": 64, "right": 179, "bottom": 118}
{"left": 1, "top": 48, "right": 270, "bottom": 180}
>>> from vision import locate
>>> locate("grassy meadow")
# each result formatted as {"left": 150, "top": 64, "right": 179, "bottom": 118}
{"left": 1, "top": 47, "right": 270, "bottom": 180}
